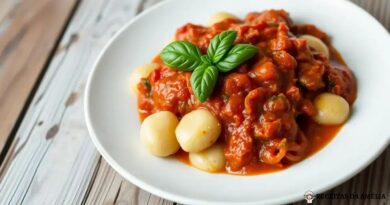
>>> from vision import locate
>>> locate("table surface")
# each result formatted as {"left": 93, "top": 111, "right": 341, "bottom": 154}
{"left": 0, "top": 0, "right": 389, "bottom": 204}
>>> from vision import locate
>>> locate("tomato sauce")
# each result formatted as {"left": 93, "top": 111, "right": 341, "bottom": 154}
{"left": 175, "top": 120, "right": 342, "bottom": 175}
{"left": 137, "top": 10, "right": 356, "bottom": 175}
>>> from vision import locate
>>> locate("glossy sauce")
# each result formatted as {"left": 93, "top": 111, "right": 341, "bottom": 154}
{"left": 168, "top": 47, "right": 347, "bottom": 176}
{"left": 171, "top": 46, "right": 346, "bottom": 175}
{"left": 137, "top": 10, "right": 357, "bottom": 175}
{"left": 175, "top": 115, "right": 342, "bottom": 175}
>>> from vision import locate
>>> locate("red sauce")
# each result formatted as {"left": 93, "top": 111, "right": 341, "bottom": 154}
{"left": 175, "top": 120, "right": 341, "bottom": 175}
{"left": 137, "top": 9, "right": 357, "bottom": 175}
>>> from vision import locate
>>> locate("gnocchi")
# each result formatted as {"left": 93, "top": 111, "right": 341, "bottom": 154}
{"left": 300, "top": 35, "right": 330, "bottom": 59}
{"left": 175, "top": 109, "right": 221, "bottom": 152}
{"left": 140, "top": 111, "right": 180, "bottom": 157}
{"left": 208, "top": 12, "right": 239, "bottom": 26}
{"left": 189, "top": 144, "right": 226, "bottom": 173}
{"left": 129, "top": 63, "right": 159, "bottom": 94}
{"left": 313, "top": 93, "right": 350, "bottom": 125}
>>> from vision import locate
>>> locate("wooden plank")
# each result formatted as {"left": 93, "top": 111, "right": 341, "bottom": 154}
{"left": 353, "top": 0, "right": 390, "bottom": 31}
{"left": 0, "top": 0, "right": 144, "bottom": 204}
{"left": 84, "top": 158, "right": 174, "bottom": 205}
{"left": 0, "top": 0, "right": 78, "bottom": 153}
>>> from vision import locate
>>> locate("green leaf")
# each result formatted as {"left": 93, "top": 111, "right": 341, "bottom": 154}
{"left": 216, "top": 44, "right": 259, "bottom": 72}
{"left": 160, "top": 41, "right": 202, "bottom": 71}
{"left": 160, "top": 33, "right": 259, "bottom": 102}
{"left": 190, "top": 64, "right": 219, "bottom": 102}
{"left": 207, "top": 31, "right": 237, "bottom": 63}
{"left": 201, "top": 55, "right": 212, "bottom": 64}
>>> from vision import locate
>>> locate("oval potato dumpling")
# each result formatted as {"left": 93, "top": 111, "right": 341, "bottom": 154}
{"left": 300, "top": 35, "right": 330, "bottom": 59}
{"left": 208, "top": 12, "right": 239, "bottom": 26}
{"left": 140, "top": 111, "right": 180, "bottom": 157}
{"left": 129, "top": 63, "right": 159, "bottom": 94}
{"left": 189, "top": 144, "right": 226, "bottom": 173}
{"left": 175, "top": 109, "right": 221, "bottom": 152}
{"left": 313, "top": 93, "right": 350, "bottom": 125}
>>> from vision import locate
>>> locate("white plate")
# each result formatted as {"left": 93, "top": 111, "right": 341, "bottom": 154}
{"left": 85, "top": 0, "right": 390, "bottom": 204}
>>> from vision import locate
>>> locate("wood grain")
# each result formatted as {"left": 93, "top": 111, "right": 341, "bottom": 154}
{"left": 0, "top": 0, "right": 143, "bottom": 204}
{"left": 0, "top": 0, "right": 388, "bottom": 205}
{"left": 0, "top": 0, "right": 78, "bottom": 153}
{"left": 84, "top": 158, "right": 174, "bottom": 205}
{"left": 353, "top": 0, "right": 390, "bottom": 31}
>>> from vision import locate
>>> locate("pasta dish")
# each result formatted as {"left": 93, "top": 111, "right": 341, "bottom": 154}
{"left": 130, "top": 9, "right": 357, "bottom": 175}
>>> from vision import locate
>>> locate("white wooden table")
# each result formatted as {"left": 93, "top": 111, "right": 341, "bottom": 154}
{"left": 0, "top": 0, "right": 389, "bottom": 204}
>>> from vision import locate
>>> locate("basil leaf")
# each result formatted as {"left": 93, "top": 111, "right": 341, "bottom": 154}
{"left": 207, "top": 31, "right": 237, "bottom": 63}
{"left": 190, "top": 64, "right": 219, "bottom": 102}
{"left": 160, "top": 41, "right": 203, "bottom": 71}
{"left": 201, "top": 55, "right": 212, "bottom": 64}
{"left": 216, "top": 44, "right": 259, "bottom": 72}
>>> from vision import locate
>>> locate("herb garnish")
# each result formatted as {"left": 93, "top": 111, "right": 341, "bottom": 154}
{"left": 160, "top": 31, "right": 259, "bottom": 102}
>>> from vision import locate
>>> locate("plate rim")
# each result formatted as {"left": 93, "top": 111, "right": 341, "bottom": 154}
{"left": 84, "top": 0, "right": 390, "bottom": 204}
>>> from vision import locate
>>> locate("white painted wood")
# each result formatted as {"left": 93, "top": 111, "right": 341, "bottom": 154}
{"left": 0, "top": 0, "right": 143, "bottom": 204}
{"left": 0, "top": 0, "right": 16, "bottom": 34}
{"left": 85, "top": 159, "right": 173, "bottom": 205}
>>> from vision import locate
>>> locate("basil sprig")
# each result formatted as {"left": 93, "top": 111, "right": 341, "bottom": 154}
{"left": 160, "top": 30, "right": 258, "bottom": 102}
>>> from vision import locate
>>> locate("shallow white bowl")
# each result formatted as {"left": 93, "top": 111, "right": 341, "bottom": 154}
{"left": 85, "top": 0, "right": 390, "bottom": 204}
